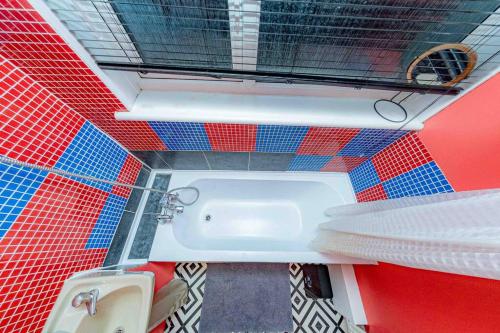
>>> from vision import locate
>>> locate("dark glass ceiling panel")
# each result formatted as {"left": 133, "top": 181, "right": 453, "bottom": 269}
{"left": 45, "top": 0, "right": 499, "bottom": 91}
{"left": 257, "top": 0, "right": 499, "bottom": 81}
{"left": 111, "top": 0, "right": 232, "bottom": 69}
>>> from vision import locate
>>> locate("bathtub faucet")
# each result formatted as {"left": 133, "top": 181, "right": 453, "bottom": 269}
{"left": 157, "top": 187, "right": 200, "bottom": 224}
{"left": 166, "top": 193, "right": 185, "bottom": 213}
{"left": 157, "top": 193, "right": 185, "bottom": 224}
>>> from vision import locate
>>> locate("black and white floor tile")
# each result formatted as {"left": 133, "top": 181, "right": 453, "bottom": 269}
{"left": 164, "top": 262, "right": 354, "bottom": 333}
{"left": 166, "top": 262, "right": 207, "bottom": 333}
{"left": 289, "top": 263, "right": 347, "bottom": 333}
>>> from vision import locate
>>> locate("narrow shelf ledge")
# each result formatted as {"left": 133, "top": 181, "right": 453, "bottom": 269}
{"left": 116, "top": 91, "right": 423, "bottom": 130}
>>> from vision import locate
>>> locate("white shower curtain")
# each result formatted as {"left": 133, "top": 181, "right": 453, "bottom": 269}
{"left": 311, "top": 190, "right": 500, "bottom": 280}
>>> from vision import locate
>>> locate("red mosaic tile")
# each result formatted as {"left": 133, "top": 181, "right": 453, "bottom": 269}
{"left": 321, "top": 156, "right": 368, "bottom": 172}
{"left": 297, "top": 127, "right": 360, "bottom": 155}
{"left": 372, "top": 132, "right": 433, "bottom": 182}
{"left": 0, "top": 15, "right": 145, "bottom": 332}
{"left": 355, "top": 184, "right": 388, "bottom": 202}
{"left": 0, "top": 174, "right": 109, "bottom": 333}
{"left": 0, "top": 58, "right": 85, "bottom": 167}
{"left": 0, "top": 3, "right": 166, "bottom": 152}
{"left": 205, "top": 123, "right": 257, "bottom": 152}
{"left": 112, "top": 155, "right": 143, "bottom": 197}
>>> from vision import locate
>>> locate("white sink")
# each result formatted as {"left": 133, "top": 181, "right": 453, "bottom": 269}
{"left": 44, "top": 271, "right": 154, "bottom": 333}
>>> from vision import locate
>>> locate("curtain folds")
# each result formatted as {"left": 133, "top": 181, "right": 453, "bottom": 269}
{"left": 311, "top": 190, "right": 500, "bottom": 280}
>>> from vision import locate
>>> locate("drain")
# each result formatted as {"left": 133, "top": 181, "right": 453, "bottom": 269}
{"left": 114, "top": 327, "right": 125, "bottom": 333}
{"left": 205, "top": 214, "right": 212, "bottom": 222}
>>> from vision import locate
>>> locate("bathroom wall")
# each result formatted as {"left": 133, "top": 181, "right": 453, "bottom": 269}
{"left": 348, "top": 131, "right": 452, "bottom": 201}
{"left": 0, "top": 0, "right": 165, "bottom": 152}
{"left": 131, "top": 126, "right": 411, "bottom": 172}
{"left": 0, "top": 5, "right": 150, "bottom": 329}
{"left": 0, "top": 1, "right": 416, "bottom": 173}
{"left": 0, "top": 1, "right": 444, "bottom": 178}
{"left": 2, "top": 2, "right": 499, "bottom": 333}
{"left": 352, "top": 75, "right": 500, "bottom": 333}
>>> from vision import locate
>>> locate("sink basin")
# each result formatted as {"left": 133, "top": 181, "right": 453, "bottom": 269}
{"left": 44, "top": 271, "right": 154, "bottom": 333}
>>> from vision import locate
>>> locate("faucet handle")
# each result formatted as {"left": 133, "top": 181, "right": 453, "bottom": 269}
{"left": 175, "top": 206, "right": 184, "bottom": 214}
{"left": 167, "top": 193, "right": 179, "bottom": 202}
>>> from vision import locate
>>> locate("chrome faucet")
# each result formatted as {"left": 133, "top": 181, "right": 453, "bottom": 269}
{"left": 157, "top": 206, "right": 174, "bottom": 223}
{"left": 157, "top": 192, "right": 185, "bottom": 224}
{"left": 72, "top": 289, "right": 99, "bottom": 316}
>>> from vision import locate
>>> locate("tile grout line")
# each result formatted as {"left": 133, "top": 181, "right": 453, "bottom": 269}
{"left": 153, "top": 151, "right": 173, "bottom": 170}
{"left": 202, "top": 151, "right": 212, "bottom": 170}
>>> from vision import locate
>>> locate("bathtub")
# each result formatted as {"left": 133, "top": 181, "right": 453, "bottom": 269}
{"left": 149, "top": 171, "right": 372, "bottom": 264}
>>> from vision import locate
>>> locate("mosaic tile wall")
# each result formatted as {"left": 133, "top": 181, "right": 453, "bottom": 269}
{"left": 0, "top": 53, "right": 142, "bottom": 332}
{"left": 144, "top": 123, "right": 409, "bottom": 172}
{"left": 0, "top": 0, "right": 165, "bottom": 151}
{"left": 0, "top": 1, "right": 409, "bottom": 171}
{"left": 349, "top": 132, "right": 454, "bottom": 202}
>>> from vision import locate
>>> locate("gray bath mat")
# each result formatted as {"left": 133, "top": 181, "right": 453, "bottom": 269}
{"left": 199, "top": 263, "right": 293, "bottom": 333}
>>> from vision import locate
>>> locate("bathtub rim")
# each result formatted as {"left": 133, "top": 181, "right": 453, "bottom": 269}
{"left": 119, "top": 169, "right": 376, "bottom": 266}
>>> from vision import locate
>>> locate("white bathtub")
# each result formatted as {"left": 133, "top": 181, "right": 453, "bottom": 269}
{"left": 149, "top": 171, "right": 373, "bottom": 264}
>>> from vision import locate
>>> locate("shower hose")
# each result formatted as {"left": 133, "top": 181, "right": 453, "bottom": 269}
{"left": 0, "top": 155, "right": 199, "bottom": 204}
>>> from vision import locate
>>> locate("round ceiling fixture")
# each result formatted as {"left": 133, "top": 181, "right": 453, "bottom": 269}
{"left": 407, "top": 43, "right": 477, "bottom": 87}
{"left": 373, "top": 99, "right": 407, "bottom": 123}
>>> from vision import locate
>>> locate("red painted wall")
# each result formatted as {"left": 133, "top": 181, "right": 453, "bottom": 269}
{"left": 355, "top": 263, "right": 500, "bottom": 333}
{"left": 355, "top": 74, "right": 500, "bottom": 333}
{"left": 130, "top": 262, "right": 176, "bottom": 333}
{"left": 418, "top": 74, "right": 500, "bottom": 191}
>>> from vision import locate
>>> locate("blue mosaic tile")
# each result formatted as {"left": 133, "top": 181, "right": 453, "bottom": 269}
{"left": 337, "top": 129, "right": 408, "bottom": 157}
{"left": 85, "top": 193, "right": 128, "bottom": 249}
{"left": 54, "top": 121, "right": 128, "bottom": 192}
{"left": 149, "top": 122, "right": 212, "bottom": 151}
{"left": 256, "top": 125, "right": 309, "bottom": 153}
{"left": 288, "top": 155, "right": 331, "bottom": 171}
{"left": 349, "top": 160, "right": 381, "bottom": 193}
{"left": 382, "top": 161, "right": 453, "bottom": 199}
{"left": 0, "top": 162, "right": 47, "bottom": 239}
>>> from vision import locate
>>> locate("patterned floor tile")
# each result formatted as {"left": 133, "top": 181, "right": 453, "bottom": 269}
{"left": 166, "top": 262, "right": 207, "bottom": 332}
{"left": 164, "top": 263, "right": 357, "bottom": 333}
{"left": 289, "top": 264, "right": 346, "bottom": 333}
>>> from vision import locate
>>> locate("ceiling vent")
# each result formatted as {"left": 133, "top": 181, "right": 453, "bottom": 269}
{"left": 407, "top": 43, "right": 477, "bottom": 87}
